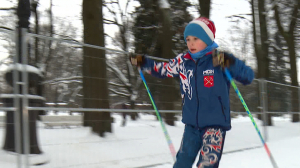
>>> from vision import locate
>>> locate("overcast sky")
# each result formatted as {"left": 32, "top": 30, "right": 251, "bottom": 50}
{"left": 0, "top": 0, "right": 251, "bottom": 58}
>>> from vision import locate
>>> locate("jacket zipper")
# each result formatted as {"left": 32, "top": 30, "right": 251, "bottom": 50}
{"left": 218, "top": 96, "right": 226, "bottom": 121}
{"left": 195, "top": 60, "right": 200, "bottom": 128}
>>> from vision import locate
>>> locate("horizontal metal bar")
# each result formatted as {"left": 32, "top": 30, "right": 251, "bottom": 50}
{"left": 266, "top": 111, "right": 300, "bottom": 114}
{"left": 25, "top": 107, "right": 300, "bottom": 115}
{"left": 231, "top": 111, "right": 262, "bottom": 114}
{"left": 0, "top": 94, "right": 45, "bottom": 100}
{"left": 265, "top": 80, "right": 300, "bottom": 88}
{"left": 232, "top": 111, "right": 300, "bottom": 114}
{"left": 0, "top": 107, "right": 17, "bottom": 111}
{"left": 144, "top": 55, "right": 168, "bottom": 62}
{"left": 27, "top": 107, "right": 182, "bottom": 113}
{"left": 253, "top": 78, "right": 300, "bottom": 89}
{"left": 26, "top": 32, "right": 169, "bottom": 62}
{"left": 27, "top": 32, "right": 127, "bottom": 54}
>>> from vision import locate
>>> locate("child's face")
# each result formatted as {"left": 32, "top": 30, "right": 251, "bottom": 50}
{"left": 186, "top": 36, "right": 207, "bottom": 53}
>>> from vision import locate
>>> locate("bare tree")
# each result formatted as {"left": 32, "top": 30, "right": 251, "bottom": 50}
{"left": 31, "top": 0, "right": 39, "bottom": 65}
{"left": 198, "top": 0, "right": 211, "bottom": 18}
{"left": 250, "top": 0, "right": 273, "bottom": 125}
{"left": 104, "top": 0, "right": 142, "bottom": 120}
{"left": 82, "top": 0, "right": 112, "bottom": 137}
{"left": 2, "top": 0, "right": 42, "bottom": 155}
{"left": 271, "top": 0, "right": 300, "bottom": 122}
{"left": 156, "top": 0, "right": 177, "bottom": 125}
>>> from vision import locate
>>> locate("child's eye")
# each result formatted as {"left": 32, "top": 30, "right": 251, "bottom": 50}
{"left": 186, "top": 38, "right": 190, "bottom": 42}
{"left": 194, "top": 37, "right": 198, "bottom": 40}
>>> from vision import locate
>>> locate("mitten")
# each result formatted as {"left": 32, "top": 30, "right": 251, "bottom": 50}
{"left": 129, "top": 53, "right": 145, "bottom": 67}
{"left": 212, "top": 50, "right": 235, "bottom": 69}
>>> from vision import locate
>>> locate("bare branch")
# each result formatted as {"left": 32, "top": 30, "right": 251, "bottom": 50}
{"left": 226, "top": 15, "right": 253, "bottom": 23}
{"left": 109, "top": 88, "right": 130, "bottom": 97}
{"left": 104, "top": 3, "right": 117, "bottom": 15}
{"left": 136, "top": 25, "right": 160, "bottom": 29}
{"left": 103, "top": 1, "right": 118, "bottom": 5}
{"left": 107, "top": 60, "right": 131, "bottom": 87}
{"left": 272, "top": 0, "right": 288, "bottom": 40}
{"left": 105, "top": 33, "right": 123, "bottom": 48}
{"left": 103, "top": 18, "right": 122, "bottom": 27}
{"left": 0, "top": 7, "right": 16, "bottom": 11}
{"left": 117, "top": 0, "right": 124, "bottom": 18}
{"left": 0, "top": 26, "right": 13, "bottom": 30}
{"left": 69, "top": 86, "right": 82, "bottom": 103}
{"left": 289, "top": 2, "right": 300, "bottom": 34}
{"left": 108, "top": 82, "right": 126, "bottom": 87}
{"left": 127, "top": 60, "right": 135, "bottom": 77}
{"left": 42, "top": 76, "right": 82, "bottom": 84}
{"left": 125, "top": 0, "right": 132, "bottom": 15}
{"left": 133, "top": 76, "right": 142, "bottom": 91}
{"left": 103, "top": 2, "right": 121, "bottom": 27}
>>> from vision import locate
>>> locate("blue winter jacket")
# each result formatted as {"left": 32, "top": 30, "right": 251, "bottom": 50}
{"left": 141, "top": 52, "right": 254, "bottom": 130}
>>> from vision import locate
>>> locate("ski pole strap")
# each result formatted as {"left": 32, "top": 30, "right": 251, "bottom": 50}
{"left": 139, "top": 68, "right": 176, "bottom": 161}
{"left": 224, "top": 68, "right": 278, "bottom": 168}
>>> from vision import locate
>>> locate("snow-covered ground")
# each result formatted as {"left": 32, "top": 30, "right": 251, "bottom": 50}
{"left": 0, "top": 113, "right": 299, "bottom": 168}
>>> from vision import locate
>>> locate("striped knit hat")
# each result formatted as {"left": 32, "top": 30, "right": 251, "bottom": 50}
{"left": 184, "top": 17, "right": 216, "bottom": 46}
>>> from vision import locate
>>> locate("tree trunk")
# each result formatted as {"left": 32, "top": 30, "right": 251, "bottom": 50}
{"left": 198, "top": 0, "right": 211, "bottom": 18}
{"left": 82, "top": 0, "right": 112, "bottom": 136}
{"left": 129, "top": 100, "right": 137, "bottom": 120}
{"left": 287, "top": 37, "right": 299, "bottom": 122}
{"left": 3, "top": 0, "right": 43, "bottom": 155}
{"left": 3, "top": 99, "right": 42, "bottom": 154}
{"left": 158, "top": 2, "right": 176, "bottom": 126}
{"left": 251, "top": 0, "right": 272, "bottom": 125}
{"left": 272, "top": 0, "right": 300, "bottom": 122}
{"left": 31, "top": 1, "right": 39, "bottom": 65}
{"left": 44, "top": 0, "right": 54, "bottom": 74}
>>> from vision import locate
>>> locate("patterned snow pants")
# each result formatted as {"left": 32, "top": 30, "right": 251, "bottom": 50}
{"left": 173, "top": 125, "right": 226, "bottom": 168}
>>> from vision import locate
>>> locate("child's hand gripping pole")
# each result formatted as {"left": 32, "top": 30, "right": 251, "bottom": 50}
{"left": 130, "top": 53, "right": 145, "bottom": 67}
{"left": 138, "top": 68, "right": 176, "bottom": 161}
{"left": 224, "top": 68, "right": 278, "bottom": 168}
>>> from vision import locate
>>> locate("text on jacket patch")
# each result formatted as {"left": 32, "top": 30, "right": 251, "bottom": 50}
{"left": 203, "top": 69, "right": 214, "bottom": 76}
{"left": 203, "top": 69, "right": 214, "bottom": 88}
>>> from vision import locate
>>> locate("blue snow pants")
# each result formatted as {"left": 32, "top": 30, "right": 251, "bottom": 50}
{"left": 173, "top": 125, "right": 226, "bottom": 168}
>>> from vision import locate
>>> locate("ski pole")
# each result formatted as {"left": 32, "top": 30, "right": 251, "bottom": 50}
{"left": 224, "top": 68, "right": 278, "bottom": 168}
{"left": 138, "top": 68, "right": 176, "bottom": 161}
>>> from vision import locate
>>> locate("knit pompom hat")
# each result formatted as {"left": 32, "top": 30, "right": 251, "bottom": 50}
{"left": 184, "top": 17, "right": 216, "bottom": 46}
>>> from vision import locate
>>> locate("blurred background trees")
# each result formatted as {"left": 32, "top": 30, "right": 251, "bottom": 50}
{"left": 0, "top": 0, "right": 299, "bottom": 136}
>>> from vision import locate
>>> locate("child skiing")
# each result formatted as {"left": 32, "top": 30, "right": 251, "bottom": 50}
{"left": 130, "top": 17, "right": 254, "bottom": 168}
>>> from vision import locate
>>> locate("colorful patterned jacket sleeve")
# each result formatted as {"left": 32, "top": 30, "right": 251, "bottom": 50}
{"left": 141, "top": 54, "right": 184, "bottom": 78}
{"left": 227, "top": 54, "right": 254, "bottom": 85}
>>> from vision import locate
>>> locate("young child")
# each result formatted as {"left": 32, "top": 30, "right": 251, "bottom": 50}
{"left": 130, "top": 17, "right": 254, "bottom": 168}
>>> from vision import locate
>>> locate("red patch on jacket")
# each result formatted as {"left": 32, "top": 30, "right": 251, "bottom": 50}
{"left": 204, "top": 76, "right": 214, "bottom": 87}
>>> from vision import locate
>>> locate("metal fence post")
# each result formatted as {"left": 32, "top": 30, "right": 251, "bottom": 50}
{"left": 259, "top": 78, "right": 268, "bottom": 142}
{"left": 16, "top": 0, "right": 31, "bottom": 167}
{"left": 298, "top": 87, "right": 300, "bottom": 123}
{"left": 263, "top": 79, "right": 268, "bottom": 142}
{"left": 14, "top": 28, "right": 22, "bottom": 168}
{"left": 21, "top": 28, "right": 30, "bottom": 168}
